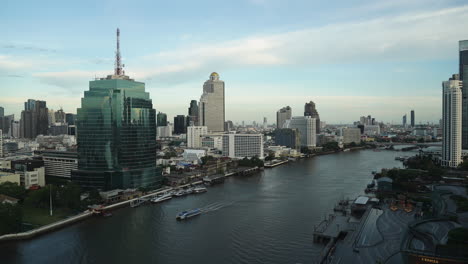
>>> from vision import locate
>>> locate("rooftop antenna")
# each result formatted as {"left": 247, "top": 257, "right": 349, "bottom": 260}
{"left": 114, "top": 28, "right": 123, "bottom": 75}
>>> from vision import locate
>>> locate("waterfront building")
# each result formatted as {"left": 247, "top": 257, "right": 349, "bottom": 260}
{"left": 157, "top": 126, "right": 172, "bottom": 139}
{"left": 187, "top": 126, "right": 208, "bottom": 148}
{"left": 364, "top": 125, "right": 381, "bottom": 136}
{"left": 274, "top": 128, "right": 300, "bottom": 150}
{"left": 199, "top": 72, "right": 225, "bottom": 132}
{"left": 410, "top": 110, "right": 415, "bottom": 127}
{"left": 460, "top": 40, "right": 468, "bottom": 149}
{"left": 201, "top": 135, "right": 223, "bottom": 150}
{"left": 187, "top": 100, "right": 199, "bottom": 126}
{"left": 11, "top": 158, "right": 45, "bottom": 189}
{"left": 402, "top": 114, "right": 407, "bottom": 127}
{"left": 174, "top": 115, "right": 187, "bottom": 134}
{"left": 39, "top": 150, "right": 78, "bottom": 180}
{"left": 71, "top": 29, "right": 161, "bottom": 190}
{"left": 304, "top": 101, "right": 321, "bottom": 134}
{"left": 222, "top": 133, "right": 264, "bottom": 159}
{"left": 276, "top": 106, "right": 292, "bottom": 129}
{"left": 157, "top": 112, "right": 168, "bottom": 127}
{"left": 342, "top": 127, "right": 361, "bottom": 144}
{"left": 286, "top": 116, "right": 316, "bottom": 147}
{"left": 442, "top": 74, "right": 463, "bottom": 168}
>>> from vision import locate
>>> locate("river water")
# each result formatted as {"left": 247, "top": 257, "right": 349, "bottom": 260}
{"left": 0, "top": 150, "right": 403, "bottom": 264}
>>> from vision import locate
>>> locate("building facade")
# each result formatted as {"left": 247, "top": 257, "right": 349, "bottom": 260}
{"left": 187, "top": 100, "right": 199, "bottom": 126}
{"left": 276, "top": 106, "right": 292, "bottom": 129}
{"left": 173, "top": 115, "right": 187, "bottom": 134}
{"left": 286, "top": 116, "right": 316, "bottom": 147}
{"left": 342, "top": 127, "right": 361, "bottom": 144}
{"left": 157, "top": 112, "right": 167, "bottom": 127}
{"left": 20, "top": 100, "right": 48, "bottom": 139}
{"left": 460, "top": 40, "right": 468, "bottom": 149}
{"left": 442, "top": 74, "right": 463, "bottom": 168}
{"left": 187, "top": 126, "right": 208, "bottom": 148}
{"left": 40, "top": 150, "right": 78, "bottom": 180}
{"left": 274, "top": 128, "right": 300, "bottom": 150}
{"left": 0, "top": 129, "right": 2, "bottom": 158}
{"left": 11, "top": 159, "right": 45, "bottom": 189}
{"left": 402, "top": 114, "right": 407, "bottom": 127}
{"left": 71, "top": 29, "right": 160, "bottom": 191}
{"left": 410, "top": 110, "right": 415, "bottom": 127}
{"left": 222, "top": 133, "right": 264, "bottom": 159}
{"left": 304, "top": 101, "right": 321, "bottom": 134}
{"left": 199, "top": 72, "right": 225, "bottom": 132}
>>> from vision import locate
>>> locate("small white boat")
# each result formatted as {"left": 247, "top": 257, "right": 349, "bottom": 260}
{"left": 151, "top": 193, "right": 172, "bottom": 203}
{"left": 193, "top": 186, "right": 207, "bottom": 193}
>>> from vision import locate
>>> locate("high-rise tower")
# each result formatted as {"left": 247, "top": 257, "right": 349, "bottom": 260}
{"left": 410, "top": 110, "right": 415, "bottom": 127}
{"left": 276, "top": 106, "right": 292, "bottom": 129}
{"left": 442, "top": 74, "right": 462, "bottom": 168}
{"left": 199, "top": 72, "right": 225, "bottom": 132}
{"left": 304, "top": 101, "right": 321, "bottom": 134}
{"left": 460, "top": 40, "right": 468, "bottom": 149}
{"left": 71, "top": 29, "right": 160, "bottom": 190}
{"left": 187, "top": 100, "right": 199, "bottom": 126}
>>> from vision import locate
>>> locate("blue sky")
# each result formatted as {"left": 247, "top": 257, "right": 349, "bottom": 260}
{"left": 1, "top": 0, "right": 467, "bottom": 124}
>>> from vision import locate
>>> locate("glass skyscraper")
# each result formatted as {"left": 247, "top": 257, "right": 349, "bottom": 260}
{"left": 71, "top": 29, "right": 161, "bottom": 190}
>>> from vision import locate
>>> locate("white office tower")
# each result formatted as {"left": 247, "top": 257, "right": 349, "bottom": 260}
{"left": 442, "top": 74, "right": 463, "bottom": 168}
{"left": 287, "top": 116, "right": 316, "bottom": 147}
{"left": 199, "top": 72, "right": 225, "bottom": 132}
{"left": 222, "top": 133, "right": 264, "bottom": 159}
{"left": 187, "top": 126, "right": 208, "bottom": 148}
{"left": 0, "top": 129, "right": 3, "bottom": 157}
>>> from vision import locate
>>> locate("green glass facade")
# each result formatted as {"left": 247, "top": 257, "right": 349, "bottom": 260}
{"left": 72, "top": 77, "right": 161, "bottom": 190}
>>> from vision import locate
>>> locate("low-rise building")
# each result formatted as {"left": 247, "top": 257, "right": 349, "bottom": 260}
{"left": 342, "top": 127, "right": 361, "bottom": 144}
{"left": 11, "top": 158, "right": 45, "bottom": 189}
{"left": 201, "top": 135, "right": 223, "bottom": 150}
{"left": 0, "top": 194, "right": 19, "bottom": 205}
{"left": 37, "top": 150, "right": 78, "bottom": 180}
{"left": 0, "top": 170, "right": 21, "bottom": 185}
{"left": 222, "top": 133, "right": 264, "bottom": 159}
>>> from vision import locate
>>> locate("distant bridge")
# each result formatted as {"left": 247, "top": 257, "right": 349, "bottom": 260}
{"left": 371, "top": 142, "right": 442, "bottom": 147}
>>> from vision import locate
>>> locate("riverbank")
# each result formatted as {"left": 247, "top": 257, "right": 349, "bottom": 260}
{"left": 0, "top": 147, "right": 368, "bottom": 243}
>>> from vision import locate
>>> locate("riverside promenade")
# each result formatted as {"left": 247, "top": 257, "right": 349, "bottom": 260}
{"left": 0, "top": 186, "right": 173, "bottom": 242}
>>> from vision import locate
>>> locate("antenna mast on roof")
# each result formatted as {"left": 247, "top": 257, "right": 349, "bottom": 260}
{"left": 114, "top": 28, "right": 123, "bottom": 75}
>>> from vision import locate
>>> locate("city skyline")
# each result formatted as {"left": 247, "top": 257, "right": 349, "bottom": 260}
{"left": 1, "top": 0, "right": 468, "bottom": 123}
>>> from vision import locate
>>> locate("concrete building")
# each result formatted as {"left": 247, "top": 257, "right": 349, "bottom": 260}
{"left": 201, "top": 135, "right": 223, "bottom": 150}
{"left": 0, "top": 129, "right": 2, "bottom": 158}
{"left": 286, "top": 116, "right": 316, "bottom": 147}
{"left": 276, "top": 106, "right": 292, "bottom": 129}
{"left": 187, "top": 100, "right": 199, "bottom": 126}
{"left": 342, "top": 127, "right": 361, "bottom": 144}
{"left": 173, "top": 115, "right": 187, "bottom": 134}
{"left": 0, "top": 170, "right": 21, "bottom": 185}
{"left": 364, "top": 125, "right": 381, "bottom": 136}
{"left": 304, "top": 101, "right": 321, "bottom": 134}
{"left": 11, "top": 158, "right": 45, "bottom": 189}
{"left": 187, "top": 126, "right": 208, "bottom": 148}
{"left": 182, "top": 149, "right": 206, "bottom": 163}
{"left": 20, "top": 99, "right": 49, "bottom": 139}
{"left": 157, "top": 126, "right": 172, "bottom": 139}
{"left": 410, "top": 110, "right": 415, "bottom": 127}
{"left": 274, "top": 128, "right": 300, "bottom": 150}
{"left": 402, "top": 114, "right": 407, "bottom": 127}
{"left": 460, "top": 40, "right": 468, "bottom": 149}
{"left": 40, "top": 150, "right": 78, "bottom": 180}
{"left": 199, "top": 72, "right": 225, "bottom": 132}
{"left": 222, "top": 133, "right": 264, "bottom": 159}
{"left": 442, "top": 74, "right": 463, "bottom": 168}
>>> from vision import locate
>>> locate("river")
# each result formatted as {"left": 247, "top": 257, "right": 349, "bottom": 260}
{"left": 0, "top": 150, "right": 404, "bottom": 264}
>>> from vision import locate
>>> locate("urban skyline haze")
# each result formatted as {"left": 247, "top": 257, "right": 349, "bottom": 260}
{"left": 1, "top": 0, "right": 468, "bottom": 123}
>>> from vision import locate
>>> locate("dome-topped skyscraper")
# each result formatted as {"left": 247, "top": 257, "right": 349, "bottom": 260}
{"left": 199, "top": 72, "right": 225, "bottom": 132}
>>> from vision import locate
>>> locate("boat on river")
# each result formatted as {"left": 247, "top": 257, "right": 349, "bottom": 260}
{"left": 176, "top": 208, "right": 201, "bottom": 220}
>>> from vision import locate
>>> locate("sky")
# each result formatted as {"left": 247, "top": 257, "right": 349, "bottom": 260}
{"left": 1, "top": 0, "right": 467, "bottom": 124}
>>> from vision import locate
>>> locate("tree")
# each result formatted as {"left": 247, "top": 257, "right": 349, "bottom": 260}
{"left": 0, "top": 203, "right": 22, "bottom": 235}
{"left": 58, "top": 183, "right": 82, "bottom": 210}
{"left": 0, "top": 182, "right": 27, "bottom": 200}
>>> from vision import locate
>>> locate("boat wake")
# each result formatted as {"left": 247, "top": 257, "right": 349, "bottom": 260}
{"left": 200, "top": 201, "right": 235, "bottom": 213}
